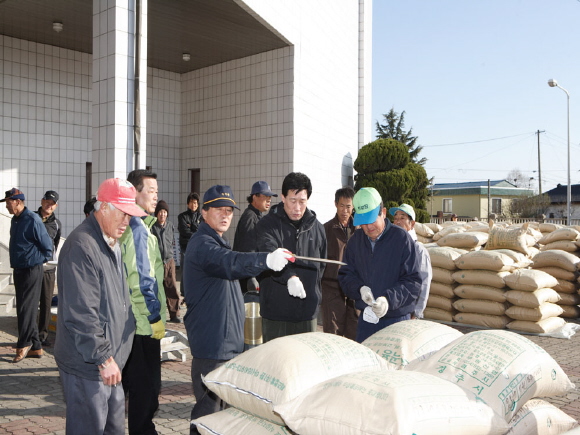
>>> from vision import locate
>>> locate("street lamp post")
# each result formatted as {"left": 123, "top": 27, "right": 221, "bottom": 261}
{"left": 548, "top": 79, "right": 571, "bottom": 224}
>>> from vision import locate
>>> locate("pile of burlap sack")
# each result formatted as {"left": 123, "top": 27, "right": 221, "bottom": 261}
{"left": 416, "top": 220, "right": 580, "bottom": 334}
{"left": 192, "top": 323, "right": 578, "bottom": 435}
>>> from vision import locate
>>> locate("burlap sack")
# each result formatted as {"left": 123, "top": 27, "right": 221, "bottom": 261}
{"left": 505, "top": 399, "right": 578, "bottom": 435}
{"left": 274, "top": 370, "right": 509, "bottom": 435}
{"left": 361, "top": 320, "right": 463, "bottom": 370}
{"left": 427, "top": 247, "right": 467, "bottom": 270}
{"left": 540, "top": 240, "right": 578, "bottom": 252}
{"left": 432, "top": 267, "right": 456, "bottom": 285}
{"left": 453, "top": 284, "right": 507, "bottom": 302}
{"left": 423, "top": 307, "right": 455, "bottom": 322}
{"left": 202, "top": 332, "right": 387, "bottom": 424}
{"left": 504, "top": 269, "right": 558, "bottom": 291}
{"left": 559, "top": 304, "right": 580, "bottom": 318}
{"left": 492, "top": 249, "right": 532, "bottom": 268}
{"left": 505, "top": 302, "right": 563, "bottom": 321}
{"left": 424, "top": 222, "right": 443, "bottom": 233}
{"left": 539, "top": 223, "right": 562, "bottom": 233}
{"left": 452, "top": 270, "right": 510, "bottom": 288}
{"left": 553, "top": 278, "right": 578, "bottom": 294}
{"left": 532, "top": 249, "right": 580, "bottom": 272}
{"left": 533, "top": 266, "right": 577, "bottom": 281}
{"left": 417, "top": 235, "right": 434, "bottom": 244}
{"left": 454, "top": 250, "right": 515, "bottom": 272}
{"left": 556, "top": 291, "right": 580, "bottom": 306}
{"left": 430, "top": 281, "right": 456, "bottom": 298}
{"left": 414, "top": 222, "right": 435, "bottom": 238}
{"left": 453, "top": 299, "right": 509, "bottom": 316}
{"left": 453, "top": 312, "right": 511, "bottom": 329}
{"left": 504, "top": 288, "right": 561, "bottom": 308}
{"left": 433, "top": 225, "right": 466, "bottom": 241}
{"left": 486, "top": 223, "right": 530, "bottom": 255}
{"left": 408, "top": 330, "right": 574, "bottom": 423}
{"left": 426, "top": 294, "right": 455, "bottom": 311}
{"left": 437, "top": 232, "right": 488, "bottom": 249}
{"left": 507, "top": 317, "right": 566, "bottom": 334}
{"left": 537, "top": 227, "right": 580, "bottom": 244}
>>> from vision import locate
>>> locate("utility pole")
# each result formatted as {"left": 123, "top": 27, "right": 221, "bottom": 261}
{"left": 536, "top": 130, "right": 545, "bottom": 194}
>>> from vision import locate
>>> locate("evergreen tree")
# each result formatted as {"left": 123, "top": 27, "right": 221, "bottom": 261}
{"left": 376, "top": 108, "right": 426, "bottom": 165}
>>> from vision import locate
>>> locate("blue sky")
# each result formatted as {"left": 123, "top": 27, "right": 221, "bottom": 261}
{"left": 372, "top": 0, "right": 580, "bottom": 193}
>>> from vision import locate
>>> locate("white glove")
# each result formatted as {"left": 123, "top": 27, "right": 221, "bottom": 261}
{"left": 372, "top": 296, "right": 389, "bottom": 318}
{"left": 360, "top": 286, "right": 374, "bottom": 305}
{"left": 288, "top": 276, "right": 306, "bottom": 299}
{"left": 266, "top": 248, "right": 293, "bottom": 272}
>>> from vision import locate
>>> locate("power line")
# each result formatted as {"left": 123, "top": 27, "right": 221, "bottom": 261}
{"left": 423, "top": 132, "right": 532, "bottom": 147}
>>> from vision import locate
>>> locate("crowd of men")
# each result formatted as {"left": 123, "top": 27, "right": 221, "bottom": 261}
{"left": 2, "top": 173, "right": 431, "bottom": 434}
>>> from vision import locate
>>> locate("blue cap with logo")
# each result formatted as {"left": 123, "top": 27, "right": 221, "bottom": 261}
{"left": 251, "top": 181, "right": 278, "bottom": 197}
{"left": 353, "top": 187, "right": 383, "bottom": 226}
{"left": 203, "top": 185, "right": 240, "bottom": 210}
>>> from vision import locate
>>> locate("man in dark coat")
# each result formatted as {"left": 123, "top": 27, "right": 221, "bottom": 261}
{"left": 256, "top": 172, "right": 327, "bottom": 342}
{"left": 182, "top": 185, "right": 292, "bottom": 434}
{"left": 233, "top": 180, "right": 277, "bottom": 292}
{"left": 35, "top": 190, "right": 62, "bottom": 346}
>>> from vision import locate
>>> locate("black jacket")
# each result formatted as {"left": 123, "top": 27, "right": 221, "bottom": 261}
{"left": 35, "top": 208, "right": 62, "bottom": 261}
{"left": 233, "top": 204, "right": 262, "bottom": 252}
{"left": 256, "top": 202, "right": 327, "bottom": 322}
{"left": 177, "top": 209, "right": 202, "bottom": 251}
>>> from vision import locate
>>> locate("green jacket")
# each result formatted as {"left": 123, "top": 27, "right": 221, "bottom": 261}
{"left": 120, "top": 214, "right": 167, "bottom": 336}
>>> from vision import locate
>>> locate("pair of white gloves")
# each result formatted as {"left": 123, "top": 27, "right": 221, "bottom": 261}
{"left": 360, "top": 286, "right": 389, "bottom": 318}
{"left": 265, "top": 248, "right": 306, "bottom": 299}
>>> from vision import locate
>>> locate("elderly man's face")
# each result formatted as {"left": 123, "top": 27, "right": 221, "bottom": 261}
{"left": 5, "top": 198, "right": 24, "bottom": 216}
{"left": 393, "top": 210, "right": 415, "bottom": 232}
{"left": 282, "top": 189, "right": 308, "bottom": 221}
{"left": 100, "top": 203, "right": 132, "bottom": 240}
{"left": 202, "top": 206, "right": 233, "bottom": 237}
{"left": 361, "top": 208, "right": 387, "bottom": 241}
{"left": 156, "top": 208, "right": 168, "bottom": 225}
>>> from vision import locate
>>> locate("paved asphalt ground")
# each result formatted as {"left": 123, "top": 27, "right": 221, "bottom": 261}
{"left": 1, "top": 286, "right": 579, "bottom": 434}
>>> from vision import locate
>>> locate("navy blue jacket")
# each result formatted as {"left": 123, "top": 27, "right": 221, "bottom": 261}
{"left": 9, "top": 207, "right": 53, "bottom": 269}
{"left": 256, "top": 202, "right": 327, "bottom": 322}
{"left": 338, "top": 219, "right": 421, "bottom": 342}
{"left": 183, "top": 222, "right": 269, "bottom": 360}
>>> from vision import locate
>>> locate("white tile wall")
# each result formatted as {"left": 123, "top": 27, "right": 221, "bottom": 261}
{"left": 0, "top": 35, "right": 92, "bottom": 235}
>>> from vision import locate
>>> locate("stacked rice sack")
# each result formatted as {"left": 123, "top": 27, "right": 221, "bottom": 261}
{"left": 414, "top": 221, "right": 437, "bottom": 244}
{"left": 434, "top": 222, "right": 489, "bottom": 251}
{"left": 451, "top": 250, "right": 516, "bottom": 329}
{"left": 194, "top": 325, "right": 577, "bottom": 435}
{"left": 424, "top": 246, "right": 466, "bottom": 322}
{"left": 503, "top": 268, "right": 565, "bottom": 334}
{"left": 533, "top": 226, "right": 580, "bottom": 319}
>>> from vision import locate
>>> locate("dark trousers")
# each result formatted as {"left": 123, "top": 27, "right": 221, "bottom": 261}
{"left": 321, "top": 286, "right": 359, "bottom": 341}
{"left": 13, "top": 264, "right": 43, "bottom": 350}
{"left": 262, "top": 318, "right": 318, "bottom": 343}
{"left": 59, "top": 368, "right": 126, "bottom": 435}
{"left": 190, "top": 358, "right": 227, "bottom": 434}
{"left": 163, "top": 258, "right": 180, "bottom": 319}
{"left": 123, "top": 335, "right": 161, "bottom": 435}
{"left": 38, "top": 268, "right": 56, "bottom": 342}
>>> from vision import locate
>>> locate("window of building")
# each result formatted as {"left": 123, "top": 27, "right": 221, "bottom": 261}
{"left": 492, "top": 198, "right": 502, "bottom": 214}
{"left": 443, "top": 198, "right": 452, "bottom": 213}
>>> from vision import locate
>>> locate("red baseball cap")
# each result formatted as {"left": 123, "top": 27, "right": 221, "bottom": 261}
{"left": 96, "top": 178, "right": 147, "bottom": 217}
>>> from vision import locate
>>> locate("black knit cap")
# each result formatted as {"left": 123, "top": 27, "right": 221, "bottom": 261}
{"left": 155, "top": 200, "right": 169, "bottom": 216}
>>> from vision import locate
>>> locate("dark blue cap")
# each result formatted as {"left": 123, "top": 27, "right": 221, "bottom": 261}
{"left": 0, "top": 188, "right": 25, "bottom": 202}
{"left": 250, "top": 181, "right": 278, "bottom": 197}
{"left": 203, "top": 185, "right": 240, "bottom": 210}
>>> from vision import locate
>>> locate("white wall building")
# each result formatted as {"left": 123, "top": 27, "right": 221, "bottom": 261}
{"left": 0, "top": 0, "right": 372, "bottom": 239}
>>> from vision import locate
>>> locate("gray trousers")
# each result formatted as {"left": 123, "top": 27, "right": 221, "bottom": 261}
{"left": 59, "top": 369, "right": 125, "bottom": 435}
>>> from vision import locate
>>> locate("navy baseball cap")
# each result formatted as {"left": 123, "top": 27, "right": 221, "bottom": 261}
{"left": 0, "top": 188, "right": 25, "bottom": 202}
{"left": 203, "top": 185, "right": 240, "bottom": 210}
{"left": 250, "top": 181, "right": 277, "bottom": 197}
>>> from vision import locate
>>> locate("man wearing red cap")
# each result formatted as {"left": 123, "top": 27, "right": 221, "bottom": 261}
{"left": 1, "top": 188, "right": 53, "bottom": 363}
{"left": 55, "top": 178, "right": 145, "bottom": 434}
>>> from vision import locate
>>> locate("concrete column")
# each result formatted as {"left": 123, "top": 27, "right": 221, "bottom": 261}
{"left": 92, "top": 0, "right": 147, "bottom": 185}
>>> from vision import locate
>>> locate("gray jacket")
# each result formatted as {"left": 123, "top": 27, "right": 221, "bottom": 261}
{"left": 54, "top": 214, "right": 135, "bottom": 380}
